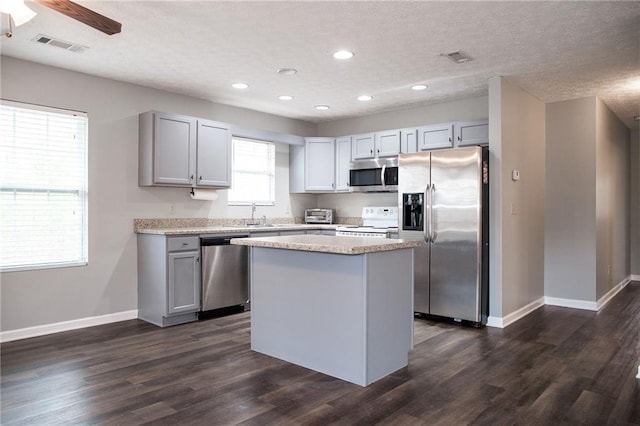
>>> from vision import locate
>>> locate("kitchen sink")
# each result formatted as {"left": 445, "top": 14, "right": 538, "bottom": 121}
{"left": 223, "top": 223, "right": 297, "bottom": 228}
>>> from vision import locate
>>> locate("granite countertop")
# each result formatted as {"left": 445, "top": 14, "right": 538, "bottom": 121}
{"left": 133, "top": 217, "right": 360, "bottom": 235}
{"left": 135, "top": 223, "right": 340, "bottom": 235}
{"left": 230, "top": 234, "right": 420, "bottom": 255}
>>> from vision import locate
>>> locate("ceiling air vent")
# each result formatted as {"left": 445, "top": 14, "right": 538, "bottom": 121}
{"left": 442, "top": 50, "right": 472, "bottom": 64}
{"left": 31, "top": 34, "right": 88, "bottom": 53}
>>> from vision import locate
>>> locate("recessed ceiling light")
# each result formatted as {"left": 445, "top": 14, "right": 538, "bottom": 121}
{"left": 333, "top": 50, "right": 354, "bottom": 60}
{"left": 277, "top": 68, "right": 297, "bottom": 75}
{"left": 357, "top": 95, "right": 372, "bottom": 101}
{"left": 231, "top": 83, "right": 249, "bottom": 89}
{"left": 411, "top": 84, "right": 428, "bottom": 91}
{"left": 278, "top": 95, "right": 294, "bottom": 101}
{"left": 315, "top": 105, "right": 330, "bottom": 110}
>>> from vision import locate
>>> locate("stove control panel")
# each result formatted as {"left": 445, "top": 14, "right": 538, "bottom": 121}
{"left": 362, "top": 206, "right": 398, "bottom": 219}
{"left": 361, "top": 206, "right": 399, "bottom": 228}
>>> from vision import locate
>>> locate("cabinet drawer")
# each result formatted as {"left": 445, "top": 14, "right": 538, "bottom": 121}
{"left": 167, "top": 236, "right": 199, "bottom": 252}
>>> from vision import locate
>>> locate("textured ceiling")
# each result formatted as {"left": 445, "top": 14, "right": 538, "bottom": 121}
{"left": 1, "top": 1, "right": 639, "bottom": 128}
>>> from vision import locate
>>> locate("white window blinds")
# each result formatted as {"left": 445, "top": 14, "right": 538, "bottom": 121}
{"left": 228, "top": 138, "right": 275, "bottom": 205}
{"left": 0, "top": 101, "right": 88, "bottom": 271}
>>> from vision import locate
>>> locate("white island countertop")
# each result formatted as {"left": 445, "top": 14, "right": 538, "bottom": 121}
{"left": 230, "top": 234, "right": 419, "bottom": 255}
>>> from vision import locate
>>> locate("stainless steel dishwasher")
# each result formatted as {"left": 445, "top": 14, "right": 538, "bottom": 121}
{"left": 200, "top": 235, "right": 249, "bottom": 315}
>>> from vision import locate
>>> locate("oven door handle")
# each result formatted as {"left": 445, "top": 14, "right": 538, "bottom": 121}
{"left": 424, "top": 184, "right": 431, "bottom": 243}
{"left": 381, "top": 164, "right": 386, "bottom": 187}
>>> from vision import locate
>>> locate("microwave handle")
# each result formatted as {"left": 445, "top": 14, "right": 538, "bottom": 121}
{"left": 381, "top": 164, "right": 386, "bottom": 187}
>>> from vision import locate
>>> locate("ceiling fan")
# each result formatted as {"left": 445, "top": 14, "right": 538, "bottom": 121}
{"left": 1, "top": 0, "right": 121, "bottom": 36}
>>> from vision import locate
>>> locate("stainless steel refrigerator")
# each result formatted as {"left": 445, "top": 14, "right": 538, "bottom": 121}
{"left": 398, "top": 146, "right": 489, "bottom": 325}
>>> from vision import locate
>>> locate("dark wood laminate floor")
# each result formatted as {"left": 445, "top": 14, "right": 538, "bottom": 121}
{"left": 2, "top": 282, "right": 639, "bottom": 425}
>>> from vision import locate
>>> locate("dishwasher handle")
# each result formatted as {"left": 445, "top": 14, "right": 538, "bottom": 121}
{"left": 200, "top": 235, "right": 249, "bottom": 246}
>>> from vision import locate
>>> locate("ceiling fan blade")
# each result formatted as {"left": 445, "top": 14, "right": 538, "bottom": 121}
{"left": 34, "top": 0, "right": 122, "bottom": 35}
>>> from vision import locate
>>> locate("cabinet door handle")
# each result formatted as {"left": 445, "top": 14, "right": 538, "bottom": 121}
{"left": 196, "top": 257, "right": 200, "bottom": 263}
{"left": 457, "top": 136, "right": 461, "bottom": 141}
{"left": 199, "top": 175, "right": 203, "bottom": 180}
{"left": 182, "top": 242, "right": 188, "bottom": 246}
{"left": 377, "top": 149, "right": 380, "bottom": 154}
{"left": 449, "top": 137, "right": 452, "bottom": 142}
{"left": 190, "top": 174, "right": 194, "bottom": 181}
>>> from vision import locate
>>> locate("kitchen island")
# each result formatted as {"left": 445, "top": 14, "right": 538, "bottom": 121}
{"left": 231, "top": 234, "right": 419, "bottom": 386}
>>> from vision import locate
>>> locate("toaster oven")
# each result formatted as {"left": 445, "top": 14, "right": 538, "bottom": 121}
{"left": 305, "top": 209, "right": 334, "bottom": 224}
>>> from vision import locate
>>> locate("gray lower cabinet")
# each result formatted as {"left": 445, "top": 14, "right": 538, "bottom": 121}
{"left": 138, "top": 234, "right": 201, "bottom": 327}
{"left": 279, "top": 230, "right": 307, "bottom": 236}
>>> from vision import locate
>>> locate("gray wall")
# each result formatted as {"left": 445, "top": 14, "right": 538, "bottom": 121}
{"left": 0, "top": 57, "right": 318, "bottom": 332}
{"left": 545, "top": 98, "right": 597, "bottom": 301}
{"left": 315, "top": 96, "right": 489, "bottom": 217}
{"left": 632, "top": 130, "right": 640, "bottom": 276}
{"left": 545, "top": 96, "right": 631, "bottom": 303}
{"left": 595, "top": 99, "right": 631, "bottom": 298}
{"left": 316, "top": 96, "right": 488, "bottom": 136}
{"left": 488, "top": 77, "right": 546, "bottom": 318}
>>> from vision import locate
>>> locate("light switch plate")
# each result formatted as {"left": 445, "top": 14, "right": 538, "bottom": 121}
{"left": 512, "top": 170, "right": 520, "bottom": 181}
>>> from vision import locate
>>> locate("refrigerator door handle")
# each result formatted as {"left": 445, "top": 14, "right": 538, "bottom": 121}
{"left": 431, "top": 184, "right": 437, "bottom": 242}
{"left": 424, "top": 184, "right": 431, "bottom": 243}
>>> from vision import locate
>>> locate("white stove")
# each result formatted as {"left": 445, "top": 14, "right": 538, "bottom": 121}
{"left": 336, "top": 207, "right": 399, "bottom": 238}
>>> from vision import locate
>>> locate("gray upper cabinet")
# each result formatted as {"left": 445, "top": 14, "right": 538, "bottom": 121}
{"left": 454, "top": 120, "right": 489, "bottom": 147}
{"left": 352, "top": 131, "right": 399, "bottom": 159}
{"left": 305, "top": 137, "right": 335, "bottom": 191}
{"left": 335, "top": 136, "right": 352, "bottom": 191}
{"left": 400, "top": 128, "right": 418, "bottom": 153}
{"left": 141, "top": 112, "right": 196, "bottom": 186}
{"left": 418, "top": 123, "right": 454, "bottom": 151}
{"left": 375, "top": 130, "right": 401, "bottom": 157}
{"left": 196, "top": 119, "right": 231, "bottom": 187}
{"left": 139, "top": 111, "right": 231, "bottom": 188}
{"left": 352, "top": 133, "right": 376, "bottom": 159}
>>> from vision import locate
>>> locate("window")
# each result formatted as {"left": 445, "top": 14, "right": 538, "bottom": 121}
{"left": 228, "top": 138, "right": 275, "bottom": 205}
{"left": 0, "top": 101, "right": 88, "bottom": 271}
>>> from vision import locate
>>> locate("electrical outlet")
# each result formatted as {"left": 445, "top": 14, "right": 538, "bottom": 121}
{"left": 169, "top": 203, "right": 176, "bottom": 214}
{"left": 510, "top": 203, "right": 517, "bottom": 215}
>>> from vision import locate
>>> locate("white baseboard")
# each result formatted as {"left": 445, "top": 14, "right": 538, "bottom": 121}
{"left": 544, "top": 297, "right": 598, "bottom": 311}
{"left": 597, "top": 277, "right": 631, "bottom": 310}
{"left": 3, "top": 276, "right": 637, "bottom": 341}
{"left": 486, "top": 316, "right": 503, "bottom": 328}
{"left": 544, "top": 276, "right": 633, "bottom": 312}
{"left": 486, "top": 297, "right": 545, "bottom": 329}
{"left": 0, "top": 310, "right": 138, "bottom": 343}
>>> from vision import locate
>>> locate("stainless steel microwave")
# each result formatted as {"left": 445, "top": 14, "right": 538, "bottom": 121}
{"left": 349, "top": 157, "right": 398, "bottom": 192}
